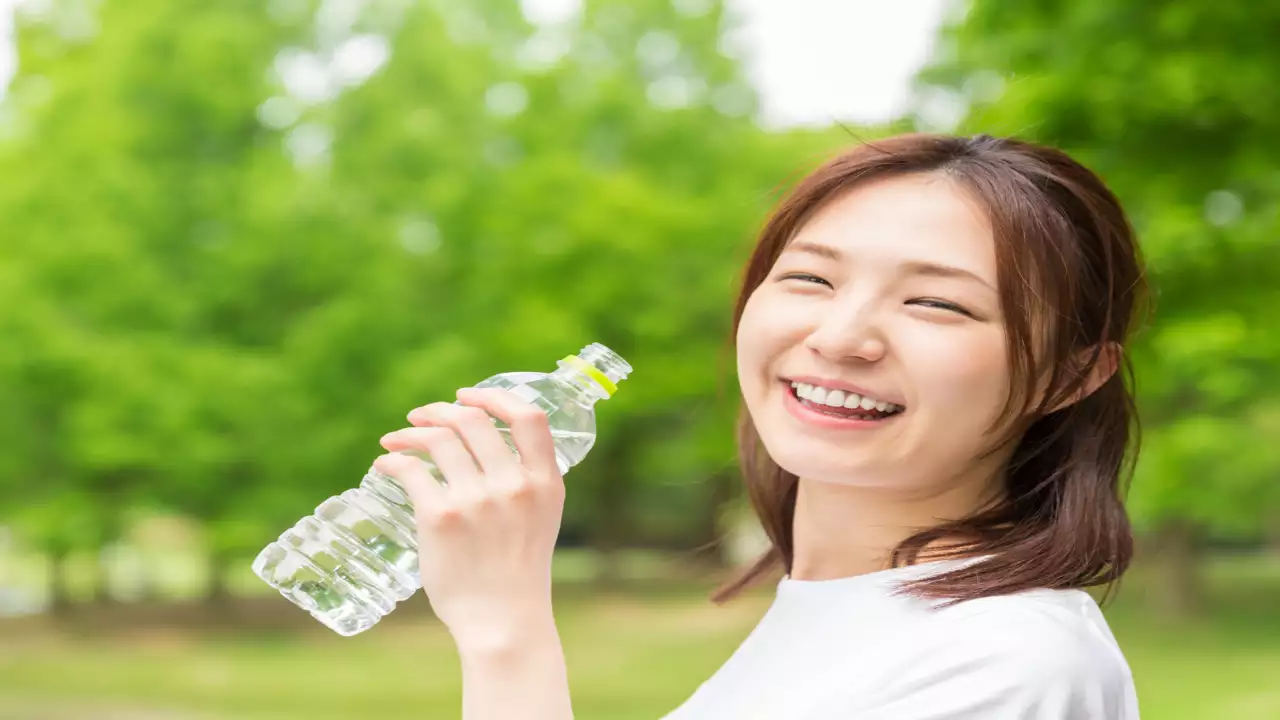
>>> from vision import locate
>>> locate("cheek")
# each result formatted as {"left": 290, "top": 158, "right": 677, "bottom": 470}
{"left": 735, "top": 293, "right": 788, "bottom": 390}
{"left": 907, "top": 325, "right": 1010, "bottom": 414}
{"left": 734, "top": 309, "right": 764, "bottom": 403}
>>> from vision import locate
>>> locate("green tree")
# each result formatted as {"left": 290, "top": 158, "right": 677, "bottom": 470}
{"left": 0, "top": 0, "right": 310, "bottom": 604}
{"left": 917, "top": 0, "right": 1280, "bottom": 613}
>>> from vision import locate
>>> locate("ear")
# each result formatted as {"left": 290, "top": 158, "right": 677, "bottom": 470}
{"left": 1046, "top": 342, "right": 1121, "bottom": 414}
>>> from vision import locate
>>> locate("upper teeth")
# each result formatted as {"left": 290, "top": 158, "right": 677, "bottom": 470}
{"left": 791, "top": 382, "right": 902, "bottom": 413}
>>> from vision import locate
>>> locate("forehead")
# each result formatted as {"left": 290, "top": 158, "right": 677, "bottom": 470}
{"left": 784, "top": 173, "right": 997, "bottom": 279}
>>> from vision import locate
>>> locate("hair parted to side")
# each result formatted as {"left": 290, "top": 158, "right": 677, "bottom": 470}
{"left": 713, "top": 133, "right": 1149, "bottom": 607}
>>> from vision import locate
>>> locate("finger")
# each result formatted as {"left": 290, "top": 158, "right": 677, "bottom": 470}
{"left": 386, "top": 404, "right": 519, "bottom": 478}
{"left": 454, "top": 387, "right": 559, "bottom": 478}
{"left": 379, "top": 426, "right": 482, "bottom": 492}
{"left": 406, "top": 400, "right": 453, "bottom": 428}
{"left": 371, "top": 452, "right": 450, "bottom": 517}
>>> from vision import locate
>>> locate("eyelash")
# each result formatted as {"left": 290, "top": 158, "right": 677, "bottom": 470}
{"left": 910, "top": 298, "right": 974, "bottom": 317}
{"left": 778, "top": 273, "right": 975, "bottom": 318}
{"left": 780, "top": 272, "right": 829, "bottom": 286}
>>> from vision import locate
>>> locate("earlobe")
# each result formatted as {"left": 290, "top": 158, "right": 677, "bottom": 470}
{"left": 1047, "top": 342, "right": 1121, "bottom": 414}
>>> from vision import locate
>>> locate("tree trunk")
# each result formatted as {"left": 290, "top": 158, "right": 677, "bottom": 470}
{"left": 91, "top": 547, "right": 114, "bottom": 606}
{"left": 205, "top": 548, "right": 234, "bottom": 608}
{"left": 588, "top": 436, "right": 635, "bottom": 589}
{"left": 135, "top": 564, "right": 161, "bottom": 603}
{"left": 591, "top": 477, "right": 629, "bottom": 589}
{"left": 1267, "top": 512, "right": 1280, "bottom": 558}
{"left": 89, "top": 473, "right": 130, "bottom": 606}
{"left": 690, "top": 468, "right": 737, "bottom": 569}
{"left": 48, "top": 549, "right": 72, "bottom": 616}
{"left": 1152, "top": 518, "right": 1202, "bottom": 618}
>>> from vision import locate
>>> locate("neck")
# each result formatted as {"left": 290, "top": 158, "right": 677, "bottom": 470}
{"left": 788, "top": 460, "right": 1007, "bottom": 581}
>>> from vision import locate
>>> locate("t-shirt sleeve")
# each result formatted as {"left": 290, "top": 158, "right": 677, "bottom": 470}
{"left": 807, "top": 605, "right": 1137, "bottom": 720}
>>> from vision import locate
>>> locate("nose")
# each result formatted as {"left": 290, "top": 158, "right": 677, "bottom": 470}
{"left": 802, "top": 302, "right": 887, "bottom": 363}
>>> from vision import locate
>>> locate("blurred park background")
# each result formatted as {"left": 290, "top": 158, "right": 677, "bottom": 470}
{"left": 0, "top": 0, "right": 1277, "bottom": 717}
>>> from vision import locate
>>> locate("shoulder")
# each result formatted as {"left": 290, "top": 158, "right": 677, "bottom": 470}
{"left": 841, "top": 589, "right": 1138, "bottom": 718}
{"left": 929, "top": 589, "right": 1130, "bottom": 678}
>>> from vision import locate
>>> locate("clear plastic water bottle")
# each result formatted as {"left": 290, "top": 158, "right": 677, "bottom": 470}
{"left": 252, "top": 342, "right": 631, "bottom": 636}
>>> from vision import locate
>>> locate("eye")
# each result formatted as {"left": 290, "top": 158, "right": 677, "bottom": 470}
{"left": 779, "top": 272, "right": 831, "bottom": 287}
{"left": 908, "top": 298, "right": 975, "bottom": 318}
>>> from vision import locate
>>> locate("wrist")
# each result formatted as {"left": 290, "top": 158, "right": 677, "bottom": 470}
{"left": 452, "top": 606, "right": 560, "bottom": 661}
{"left": 455, "top": 614, "right": 574, "bottom": 720}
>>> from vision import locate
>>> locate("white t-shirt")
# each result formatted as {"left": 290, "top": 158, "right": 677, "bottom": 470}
{"left": 662, "top": 558, "right": 1139, "bottom": 719}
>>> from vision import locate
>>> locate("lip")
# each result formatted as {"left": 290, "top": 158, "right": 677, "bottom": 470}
{"left": 781, "top": 380, "right": 901, "bottom": 430}
{"left": 782, "top": 375, "right": 906, "bottom": 407}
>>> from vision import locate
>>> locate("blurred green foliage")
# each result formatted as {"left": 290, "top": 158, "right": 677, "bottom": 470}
{"left": 918, "top": 0, "right": 1280, "bottom": 542}
{"left": 0, "top": 0, "right": 817, "bottom": 598}
{"left": 0, "top": 0, "right": 1277, "bottom": 717}
{"left": 0, "top": 0, "right": 1275, "bottom": 619}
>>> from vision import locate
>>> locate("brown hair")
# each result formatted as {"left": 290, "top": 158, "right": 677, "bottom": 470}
{"left": 713, "top": 133, "right": 1148, "bottom": 606}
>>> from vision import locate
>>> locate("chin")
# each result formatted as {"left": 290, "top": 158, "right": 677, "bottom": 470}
{"left": 761, "top": 441, "right": 873, "bottom": 481}
{"left": 792, "top": 461, "right": 878, "bottom": 481}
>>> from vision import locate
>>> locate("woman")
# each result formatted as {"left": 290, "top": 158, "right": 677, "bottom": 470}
{"left": 374, "top": 133, "right": 1146, "bottom": 719}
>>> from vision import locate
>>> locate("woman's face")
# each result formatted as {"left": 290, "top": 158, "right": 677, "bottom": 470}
{"left": 736, "top": 173, "right": 1011, "bottom": 493}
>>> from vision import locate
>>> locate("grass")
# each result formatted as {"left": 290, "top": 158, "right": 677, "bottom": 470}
{"left": 0, "top": 589, "right": 766, "bottom": 720}
{"left": 1100, "top": 554, "right": 1280, "bottom": 719}
{"left": 0, "top": 553, "right": 1277, "bottom": 719}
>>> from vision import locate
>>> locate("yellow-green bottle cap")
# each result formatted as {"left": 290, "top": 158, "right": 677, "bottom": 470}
{"left": 561, "top": 354, "right": 616, "bottom": 396}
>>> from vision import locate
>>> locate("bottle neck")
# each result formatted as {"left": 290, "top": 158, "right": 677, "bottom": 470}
{"left": 551, "top": 365, "right": 608, "bottom": 406}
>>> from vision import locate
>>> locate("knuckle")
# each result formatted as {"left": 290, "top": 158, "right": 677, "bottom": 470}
{"left": 544, "top": 481, "right": 566, "bottom": 503}
{"left": 472, "top": 492, "right": 501, "bottom": 511}
{"left": 536, "top": 473, "right": 566, "bottom": 494}
{"left": 423, "top": 504, "right": 463, "bottom": 527}
{"left": 447, "top": 491, "right": 494, "bottom": 516}
{"left": 498, "top": 481, "right": 536, "bottom": 503}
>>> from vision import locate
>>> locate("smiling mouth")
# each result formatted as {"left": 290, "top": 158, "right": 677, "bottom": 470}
{"left": 784, "top": 381, "right": 905, "bottom": 421}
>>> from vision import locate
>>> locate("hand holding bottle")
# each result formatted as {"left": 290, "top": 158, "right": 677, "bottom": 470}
{"left": 252, "top": 342, "right": 630, "bottom": 637}
{"left": 374, "top": 387, "right": 566, "bottom": 653}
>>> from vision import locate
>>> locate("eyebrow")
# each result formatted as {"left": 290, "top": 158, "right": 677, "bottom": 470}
{"left": 782, "top": 240, "right": 996, "bottom": 292}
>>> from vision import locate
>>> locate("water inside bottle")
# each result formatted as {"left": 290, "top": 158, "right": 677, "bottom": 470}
{"left": 252, "top": 427, "right": 595, "bottom": 636}
{"left": 253, "top": 343, "right": 631, "bottom": 636}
